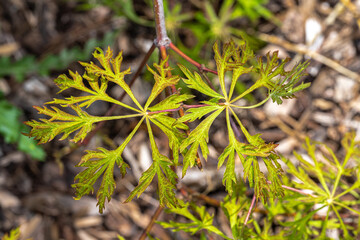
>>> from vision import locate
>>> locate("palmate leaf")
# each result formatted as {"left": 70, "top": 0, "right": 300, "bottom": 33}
{"left": 145, "top": 57, "right": 181, "bottom": 109}
{"left": 72, "top": 117, "right": 144, "bottom": 213}
{"left": 180, "top": 107, "right": 224, "bottom": 177}
{"left": 218, "top": 108, "right": 283, "bottom": 200}
{"left": 158, "top": 203, "right": 231, "bottom": 240}
{"left": 125, "top": 118, "right": 180, "bottom": 208}
{"left": 80, "top": 47, "right": 143, "bottom": 110}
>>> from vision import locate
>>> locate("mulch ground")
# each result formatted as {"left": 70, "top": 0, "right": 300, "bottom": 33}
{"left": 0, "top": 0, "right": 360, "bottom": 239}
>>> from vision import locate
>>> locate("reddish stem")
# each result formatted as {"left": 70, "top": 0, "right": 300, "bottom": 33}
{"left": 169, "top": 42, "right": 218, "bottom": 75}
{"left": 147, "top": 104, "right": 209, "bottom": 115}
{"left": 244, "top": 194, "right": 256, "bottom": 225}
{"left": 267, "top": 181, "right": 317, "bottom": 198}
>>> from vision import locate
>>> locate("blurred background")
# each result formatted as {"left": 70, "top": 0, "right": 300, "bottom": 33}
{"left": 0, "top": 0, "right": 360, "bottom": 239}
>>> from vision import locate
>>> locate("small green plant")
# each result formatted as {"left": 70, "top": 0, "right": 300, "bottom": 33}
{"left": 158, "top": 133, "right": 360, "bottom": 239}
{"left": 0, "top": 99, "right": 45, "bottom": 161}
{"left": 24, "top": 0, "right": 360, "bottom": 239}
{"left": 1, "top": 227, "right": 20, "bottom": 240}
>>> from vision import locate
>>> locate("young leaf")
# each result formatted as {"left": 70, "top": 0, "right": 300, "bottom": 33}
{"left": 126, "top": 118, "right": 180, "bottom": 208}
{"left": 145, "top": 57, "right": 181, "bottom": 109}
{"left": 48, "top": 71, "right": 140, "bottom": 112}
{"left": 25, "top": 105, "right": 141, "bottom": 143}
{"left": 178, "top": 64, "right": 224, "bottom": 99}
{"left": 73, "top": 117, "right": 144, "bottom": 213}
{"left": 158, "top": 203, "right": 232, "bottom": 239}
{"left": 148, "top": 93, "right": 194, "bottom": 112}
{"left": 178, "top": 104, "right": 222, "bottom": 123}
{"left": 125, "top": 162, "right": 157, "bottom": 203}
{"left": 80, "top": 47, "right": 143, "bottom": 110}
{"left": 150, "top": 115, "right": 188, "bottom": 166}
{"left": 213, "top": 40, "right": 254, "bottom": 99}
{"left": 180, "top": 107, "right": 224, "bottom": 176}
{"left": 25, "top": 105, "right": 97, "bottom": 143}
{"left": 257, "top": 51, "right": 310, "bottom": 104}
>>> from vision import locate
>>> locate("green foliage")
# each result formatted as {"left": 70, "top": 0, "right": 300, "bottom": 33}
{"left": 1, "top": 227, "right": 20, "bottom": 240}
{"left": 22, "top": 1, "right": 360, "bottom": 239}
{"left": 27, "top": 40, "right": 309, "bottom": 214}
{"left": 0, "top": 99, "right": 45, "bottom": 161}
{"left": 157, "top": 133, "right": 360, "bottom": 239}
{"left": 158, "top": 202, "right": 232, "bottom": 239}
{"left": 158, "top": 183, "right": 254, "bottom": 239}
{"left": 281, "top": 132, "right": 360, "bottom": 239}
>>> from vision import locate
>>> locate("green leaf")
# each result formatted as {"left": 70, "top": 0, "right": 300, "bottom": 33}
{"left": 283, "top": 156, "right": 326, "bottom": 196}
{"left": 0, "top": 55, "right": 35, "bottom": 82}
{"left": 150, "top": 115, "right": 187, "bottom": 166}
{"left": 73, "top": 117, "right": 143, "bottom": 213}
{"left": 2, "top": 227, "right": 20, "bottom": 240}
{"left": 221, "top": 185, "right": 251, "bottom": 239}
{"left": 148, "top": 93, "right": 194, "bottom": 112}
{"left": 178, "top": 64, "right": 224, "bottom": 99}
{"left": 180, "top": 107, "right": 224, "bottom": 176}
{"left": 257, "top": 52, "right": 310, "bottom": 104}
{"left": 26, "top": 105, "right": 139, "bottom": 144}
{"left": 178, "top": 104, "right": 222, "bottom": 123}
{"left": 25, "top": 105, "right": 96, "bottom": 143}
{"left": 0, "top": 100, "right": 22, "bottom": 143}
{"left": 280, "top": 205, "right": 322, "bottom": 239}
{"left": 219, "top": 108, "right": 283, "bottom": 201}
{"left": 80, "top": 47, "right": 142, "bottom": 110}
{"left": 145, "top": 57, "right": 180, "bottom": 109}
{"left": 158, "top": 203, "right": 231, "bottom": 239}
{"left": 213, "top": 40, "right": 254, "bottom": 100}
{"left": 48, "top": 71, "right": 140, "bottom": 112}
{"left": 125, "top": 162, "right": 157, "bottom": 203}
{"left": 126, "top": 118, "right": 181, "bottom": 208}
{"left": 0, "top": 100, "right": 45, "bottom": 161}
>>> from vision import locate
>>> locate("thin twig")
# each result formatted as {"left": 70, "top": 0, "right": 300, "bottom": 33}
{"left": 139, "top": 205, "right": 164, "bottom": 240}
{"left": 257, "top": 33, "right": 360, "bottom": 83}
{"left": 180, "top": 185, "right": 221, "bottom": 207}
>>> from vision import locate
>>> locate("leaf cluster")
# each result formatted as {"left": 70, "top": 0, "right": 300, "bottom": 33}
{"left": 26, "top": 40, "right": 309, "bottom": 214}
{"left": 280, "top": 132, "right": 360, "bottom": 239}
{"left": 157, "top": 133, "right": 360, "bottom": 239}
